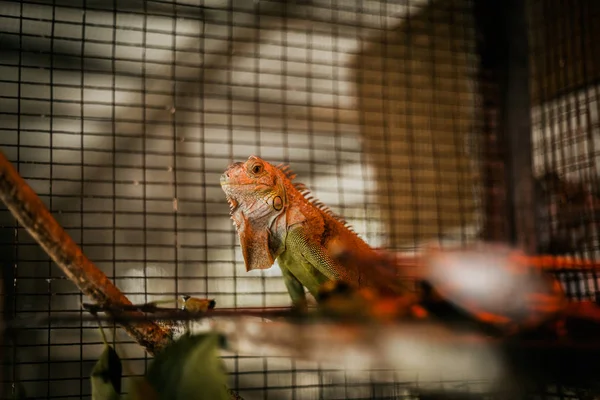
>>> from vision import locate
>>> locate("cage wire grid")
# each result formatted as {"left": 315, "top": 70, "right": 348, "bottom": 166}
{"left": 527, "top": 0, "right": 600, "bottom": 302}
{"left": 0, "top": 0, "right": 597, "bottom": 399}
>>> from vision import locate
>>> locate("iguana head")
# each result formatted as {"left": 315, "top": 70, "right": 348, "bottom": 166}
{"left": 220, "top": 155, "right": 288, "bottom": 215}
{"left": 220, "top": 155, "right": 290, "bottom": 271}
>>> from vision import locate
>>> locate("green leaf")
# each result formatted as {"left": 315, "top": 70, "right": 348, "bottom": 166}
{"left": 145, "top": 333, "right": 230, "bottom": 400}
{"left": 90, "top": 344, "right": 122, "bottom": 400}
{"left": 127, "top": 377, "right": 159, "bottom": 400}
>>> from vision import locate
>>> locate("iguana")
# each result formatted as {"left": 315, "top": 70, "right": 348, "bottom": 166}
{"left": 220, "top": 155, "right": 411, "bottom": 310}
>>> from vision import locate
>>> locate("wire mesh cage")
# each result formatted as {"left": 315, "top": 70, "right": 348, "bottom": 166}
{"left": 0, "top": 0, "right": 599, "bottom": 399}
{"left": 527, "top": 0, "right": 600, "bottom": 302}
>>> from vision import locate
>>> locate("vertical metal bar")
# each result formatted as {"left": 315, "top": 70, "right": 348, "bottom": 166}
{"left": 474, "top": 0, "right": 510, "bottom": 244}
{"left": 502, "top": 0, "right": 536, "bottom": 253}
{"left": 0, "top": 215, "right": 14, "bottom": 397}
{"left": 475, "top": 0, "right": 536, "bottom": 253}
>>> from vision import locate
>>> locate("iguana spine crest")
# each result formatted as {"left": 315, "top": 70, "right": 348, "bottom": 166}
{"left": 275, "top": 163, "right": 355, "bottom": 233}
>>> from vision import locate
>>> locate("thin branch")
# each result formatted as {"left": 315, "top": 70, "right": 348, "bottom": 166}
{"left": 0, "top": 149, "right": 174, "bottom": 355}
{"left": 5, "top": 312, "right": 291, "bottom": 329}
{"left": 7, "top": 299, "right": 600, "bottom": 332}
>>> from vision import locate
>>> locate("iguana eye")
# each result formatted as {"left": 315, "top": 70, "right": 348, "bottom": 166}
{"left": 273, "top": 196, "right": 283, "bottom": 211}
{"left": 251, "top": 163, "right": 263, "bottom": 174}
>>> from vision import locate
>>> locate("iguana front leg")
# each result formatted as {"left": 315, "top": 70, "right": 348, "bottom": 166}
{"left": 286, "top": 226, "right": 352, "bottom": 283}
{"left": 279, "top": 264, "right": 308, "bottom": 312}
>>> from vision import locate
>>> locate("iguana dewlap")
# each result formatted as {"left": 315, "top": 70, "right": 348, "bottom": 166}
{"left": 220, "top": 156, "right": 408, "bottom": 309}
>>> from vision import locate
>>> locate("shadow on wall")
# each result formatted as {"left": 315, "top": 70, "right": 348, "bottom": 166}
{"left": 352, "top": 0, "right": 482, "bottom": 250}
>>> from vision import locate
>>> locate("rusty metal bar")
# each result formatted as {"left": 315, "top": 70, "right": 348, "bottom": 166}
{"left": 474, "top": 0, "right": 536, "bottom": 252}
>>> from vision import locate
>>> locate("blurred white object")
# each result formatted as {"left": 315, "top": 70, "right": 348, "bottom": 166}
{"left": 209, "top": 317, "right": 504, "bottom": 392}
{"left": 423, "top": 243, "right": 567, "bottom": 331}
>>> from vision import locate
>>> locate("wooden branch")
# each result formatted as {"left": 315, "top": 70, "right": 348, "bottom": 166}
{"left": 0, "top": 149, "right": 173, "bottom": 355}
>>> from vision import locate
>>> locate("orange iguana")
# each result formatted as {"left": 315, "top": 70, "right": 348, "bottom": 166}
{"left": 219, "top": 156, "right": 600, "bottom": 335}
{"left": 220, "top": 155, "right": 410, "bottom": 310}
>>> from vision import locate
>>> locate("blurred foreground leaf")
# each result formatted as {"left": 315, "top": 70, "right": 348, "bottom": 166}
{"left": 144, "top": 332, "right": 230, "bottom": 400}
{"left": 90, "top": 344, "right": 122, "bottom": 400}
{"left": 127, "top": 378, "right": 159, "bottom": 400}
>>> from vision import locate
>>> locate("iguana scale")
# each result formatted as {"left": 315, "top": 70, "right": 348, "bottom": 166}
{"left": 220, "top": 155, "right": 409, "bottom": 309}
